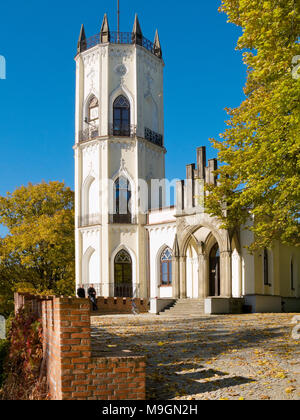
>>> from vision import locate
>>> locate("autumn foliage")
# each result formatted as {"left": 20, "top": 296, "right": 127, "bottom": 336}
{"left": 0, "top": 181, "right": 75, "bottom": 315}
{"left": 206, "top": 0, "right": 300, "bottom": 250}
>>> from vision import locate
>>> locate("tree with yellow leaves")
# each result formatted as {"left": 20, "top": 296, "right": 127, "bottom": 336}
{"left": 206, "top": 0, "right": 300, "bottom": 251}
{"left": 0, "top": 182, "right": 75, "bottom": 315}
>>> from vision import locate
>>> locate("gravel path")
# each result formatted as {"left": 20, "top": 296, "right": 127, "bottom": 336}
{"left": 91, "top": 313, "right": 300, "bottom": 400}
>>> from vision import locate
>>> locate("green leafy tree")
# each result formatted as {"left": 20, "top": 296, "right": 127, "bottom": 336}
{"left": 0, "top": 182, "right": 75, "bottom": 314}
{"left": 206, "top": 0, "right": 300, "bottom": 251}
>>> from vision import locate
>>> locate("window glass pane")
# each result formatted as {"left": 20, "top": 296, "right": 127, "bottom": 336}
{"left": 162, "top": 263, "right": 168, "bottom": 275}
{"left": 161, "top": 248, "right": 172, "bottom": 262}
{"left": 115, "top": 264, "right": 123, "bottom": 284}
{"left": 114, "top": 109, "right": 121, "bottom": 119}
{"left": 168, "top": 262, "right": 172, "bottom": 284}
{"left": 123, "top": 265, "right": 132, "bottom": 284}
{"left": 162, "top": 273, "right": 168, "bottom": 285}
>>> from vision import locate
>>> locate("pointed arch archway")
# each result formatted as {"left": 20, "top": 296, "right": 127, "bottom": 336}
{"left": 82, "top": 174, "right": 99, "bottom": 226}
{"left": 110, "top": 245, "right": 137, "bottom": 297}
{"left": 174, "top": 219, "right": 233, "bottom": 299}
{"left": 114, "top": 249, "right": 133, "bottom": 297}
{"left": 82, "top": 246, "right": 97, "bottom": 286}
{"left": 209, "top": 242, "right": 220, "bottom": 297}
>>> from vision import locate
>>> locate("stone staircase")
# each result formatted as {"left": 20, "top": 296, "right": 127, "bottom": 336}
{"left": 159, "top": 299, "right": 205, "bottom": 318}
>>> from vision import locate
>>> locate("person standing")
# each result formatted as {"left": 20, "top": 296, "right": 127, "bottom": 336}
{"left": 88, "top": 284, "right": 98, "bottom": 311}
{"left": 77, "top": 284, "right": 86, "bottom": 299}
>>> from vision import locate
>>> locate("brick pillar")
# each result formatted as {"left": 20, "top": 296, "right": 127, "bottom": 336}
{"left": 58, "top": 298, "right": 91, "bottom": 400}
{"left": 44, "top": 298, "right": 91, "bottom": 400}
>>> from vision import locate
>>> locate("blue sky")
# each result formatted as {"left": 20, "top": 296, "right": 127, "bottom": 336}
{"left": 0, "top": 0, "right": 245, "bottom": 216}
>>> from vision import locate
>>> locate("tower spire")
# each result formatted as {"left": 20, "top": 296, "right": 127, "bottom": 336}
{"left": 77, "top": 24, "right": 87, "bottom": 53}
{"left": 154, "top": 30, "right": 162, "bottom": 59}
{"left": 132, "top": 14, "right": 143, "bottom": 46}
{"left": 100, "top": 13, "right": 110, "bottom": 43}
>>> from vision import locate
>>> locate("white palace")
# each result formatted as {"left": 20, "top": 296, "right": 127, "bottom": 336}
{"left": 74, "top": 14, "right": 300, "bottom": 314}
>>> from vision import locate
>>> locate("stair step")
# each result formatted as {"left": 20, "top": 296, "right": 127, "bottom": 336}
{"left": 159, "top": 299, "right": 205, "bottom": 316}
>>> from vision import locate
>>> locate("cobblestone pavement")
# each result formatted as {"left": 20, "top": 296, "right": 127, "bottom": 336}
{"left": 91, "top": 313, "right": 300, "bottom": 400}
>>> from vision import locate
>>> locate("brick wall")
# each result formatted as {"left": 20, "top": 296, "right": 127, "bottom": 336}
{"left": 14, "top": 293, "right": 146, "bottom": 400}
{"left": 91, "top": 297, "right": 149, "bottom": 315}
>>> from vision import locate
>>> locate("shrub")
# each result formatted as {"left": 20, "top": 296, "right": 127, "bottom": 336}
{"left": 0, "top": 339, "right": 9, "bottom": 388}
{"left": 0, "top": 308, "right": 49, "bottom": 400}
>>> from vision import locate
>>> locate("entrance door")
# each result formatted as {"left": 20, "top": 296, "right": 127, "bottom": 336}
{"left": 209, "top": 243, "right": 220, "bottom": 296}
{"left": 114, "top": 250, "right": 133, "bottom": 297}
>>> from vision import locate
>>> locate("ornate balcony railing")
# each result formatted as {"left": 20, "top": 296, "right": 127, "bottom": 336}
{"left": 78, "top": 214, "right": 101, "bottom": 227}
{"left": 78, "top": 125, "right": 163, "bottom": 146}
{"left": 145, "top": 127, "right": 163, "bottom": 147}
{"left": 79, "top": 31, "right": 160, "bottom": 58}
{"left": 109, "top": 214, "right": 137, "bottom": 225}
{"left": 108, "top": 124, "right": 136, "bottom": 138}
{"left": 79, "top": 127, "right": 99, "bottom": 142}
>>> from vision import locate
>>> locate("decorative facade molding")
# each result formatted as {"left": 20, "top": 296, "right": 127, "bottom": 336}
{"left": 109, "top": 46, "right": 134, "bottom": 61}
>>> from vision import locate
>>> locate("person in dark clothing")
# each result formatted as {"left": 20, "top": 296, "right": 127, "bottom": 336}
{"left": 77, "top": 285, "right": 86, "bottom": 299}
{"left": 88, "top": 284, "right": 98, "bottom": 311}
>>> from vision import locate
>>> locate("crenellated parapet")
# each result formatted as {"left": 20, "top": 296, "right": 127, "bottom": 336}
{"left": 176, "top": 146, "right": 218, "bottom": 216}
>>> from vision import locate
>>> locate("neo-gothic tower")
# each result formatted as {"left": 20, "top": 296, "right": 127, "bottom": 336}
{"left": 74, "top": 14, "right": 165, "bottom": 298}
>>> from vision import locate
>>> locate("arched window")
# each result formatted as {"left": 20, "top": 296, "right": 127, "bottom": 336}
{"left": 160, "top": 247, "right": 172, "bottom": 286}
{"left": 113, "top": 176, "right": 131, "bottom": 224}
{"left": 88, "top": 96, "right": 99, "bottom": 122}
{"left": 113, "top": 95, "right": 130, "bottom": 136}
{"left": 264, "top": 249, "right": 269, "bottom": 286}
{"left": 291, "top": 258, "right": 294, "bottom": 291}
{"left": 114, "top": 250, "right": 133, "bottom": 297}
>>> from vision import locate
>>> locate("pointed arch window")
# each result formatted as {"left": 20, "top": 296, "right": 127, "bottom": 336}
{"left": 160, "top": 247, "right": 172, "bottom": 286}
{"left": 113, "top": 176, "right": 132, "bottom": 224}
{"left": 264, "top": 249, "right": 269, "bottom": 286}
{"left": 114, "top": 250, "right": 133, "bottom": 298}
{"left": 291, "top": 258, "right": 295, "bottom": 291}
{"left": 113, "top": 95, "right": 130, "bottom": 136}
{"left": 88, "top": 96, "right": 99, "bottom": 122}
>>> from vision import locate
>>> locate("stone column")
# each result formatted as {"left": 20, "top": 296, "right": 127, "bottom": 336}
{"left": 220, "top": 251, "right": 232, "bottom": 297}
{"left": 232, "top": 249, "right": 242, "bottom": 297}
{"left": 198, "top": 253, "right": 208, "bottom": 298}
{"left": 179, "top": 256, "right": 187, "bottom": 298}
{"left": 172, "top": 257, "right": 180, "bottom": 299}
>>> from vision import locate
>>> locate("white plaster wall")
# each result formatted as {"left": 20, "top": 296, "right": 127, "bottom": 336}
{"left": 186, "top": 256, "right": 193, "bottom": 298}
{"left": 240, "top": 227, "right": 255, "bottom": 295}
{"left": 147, "top": 223, "right": 176, "bottom": 299}
{"left": 232, "top": 248, "right": 242, "bottom": 297}
{"left": 148, "top": 208, "right": 176, "bottom": 225}
{"left": 160, "top": 287, "right": 173, "bottom": 298}
{"left": 244, "top": 295, "right": 282, "bottom": 313}
{"left": 77, "top": 227, "right": 101, "bottom": 287}
{"left": 186, "top": 246, "right": 198, "bottom": 298}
